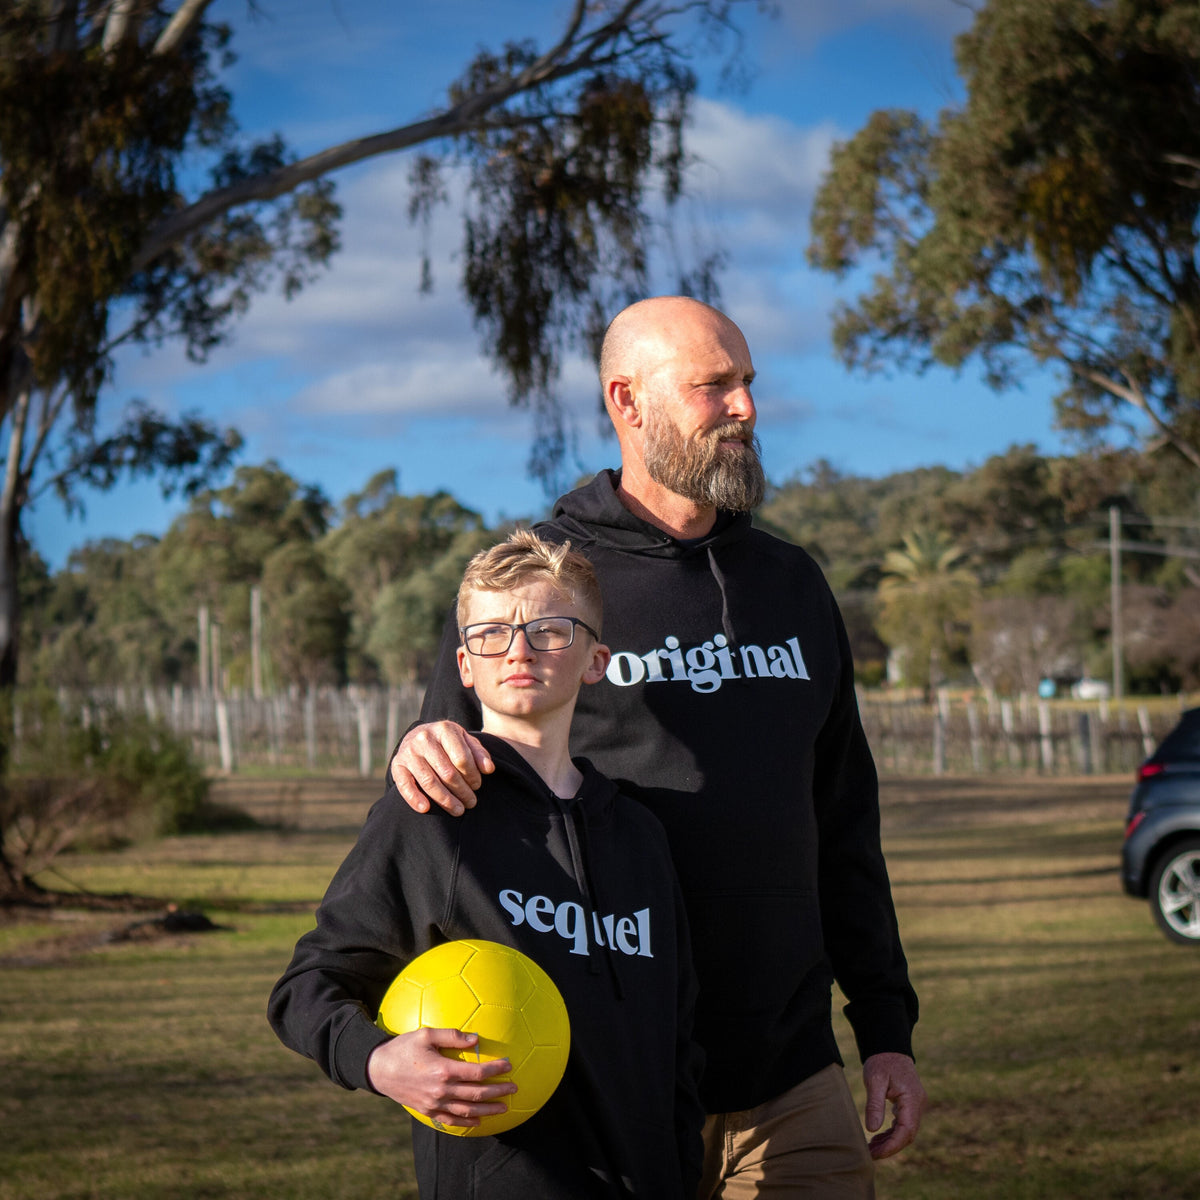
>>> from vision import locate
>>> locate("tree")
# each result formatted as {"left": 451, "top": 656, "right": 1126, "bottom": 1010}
{"left": 969, "top": 595, "right": 1081, "bottom": 695}
{"left": 153, "top": 462, "right": 333, "bottom": 687}
{"left": 0, "top": 0, "right": 747, "bottom": 703}
{"left": 367, "top": 528, "right": 498, "bottom": 684}
{"left": 876, "top": 529, "right": 979, "bottom": 690}
{"left": 260, "top": 542, "right": 349, "bottom": 688}
{"left": 807, "top": 0, "right": 1200, "bottom": 483}
{"left": 320, "top": 473, "right": 491, "bottom": 682}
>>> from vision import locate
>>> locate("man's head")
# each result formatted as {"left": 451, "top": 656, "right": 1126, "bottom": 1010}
{"left": 599, "top": 296, "right": 765, "bottom": 513}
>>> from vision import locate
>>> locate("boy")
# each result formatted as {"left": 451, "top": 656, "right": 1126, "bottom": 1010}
{"left": 269, "top": 530, "right": 703, "bottom": 1198}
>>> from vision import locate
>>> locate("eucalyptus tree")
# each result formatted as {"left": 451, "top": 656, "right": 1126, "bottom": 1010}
{"left": 320, "top": 471, "right": 490, "bottom": 681}
{"left": 808, "top": 0, "right": 1200, "bottom": 479}
{"left": 0, "top": 0, "right": 748, "bottom": 702}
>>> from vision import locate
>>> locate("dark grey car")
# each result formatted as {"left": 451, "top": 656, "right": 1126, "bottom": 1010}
{"left": 1121, "top": 707, "right": 1200, "bottom": 944}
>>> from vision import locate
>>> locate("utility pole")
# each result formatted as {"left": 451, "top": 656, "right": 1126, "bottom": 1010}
{"left": 1110, "top": 505, "right": 1123, "bottom": 701}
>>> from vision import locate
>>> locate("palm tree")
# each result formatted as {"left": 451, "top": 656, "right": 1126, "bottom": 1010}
{"left": 877, "top": 529, "right": 979, "bottom": 691}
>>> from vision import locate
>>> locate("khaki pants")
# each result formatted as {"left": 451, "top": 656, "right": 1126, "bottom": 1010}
{"left": 697, "top": 1064, "right": 875, "bottom": 1199}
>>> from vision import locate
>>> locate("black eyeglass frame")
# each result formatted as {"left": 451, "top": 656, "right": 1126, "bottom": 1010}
{"left": 458, "top": 616, "right": 601, "bottom": 657}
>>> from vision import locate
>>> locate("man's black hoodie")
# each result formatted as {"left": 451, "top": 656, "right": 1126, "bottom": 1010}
{"left": 418, "top": 470, "right": 919, "bottom": 1114}
{"left": 269, "top": 734, "right": 704, "bottom": 1199}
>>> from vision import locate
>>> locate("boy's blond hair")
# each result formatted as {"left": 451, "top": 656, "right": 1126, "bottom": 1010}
{"left": 457, "top": 529, "right": 602, "bottom": 633}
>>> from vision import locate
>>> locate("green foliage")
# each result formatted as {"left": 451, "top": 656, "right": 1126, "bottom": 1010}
{"left": 367, "top": 527, "right": 500, "bottom": 683}
{"left": 260, "top": 542, "right": 350, "bottom": 688}
{"left": 23, "top": 447, "right": 1200, "bottom": 696}
{"left": 877, "top": 529, "right": 979, "bottom": 689}
{"left": 808, "top": 0, "right": 1200, "bottom": 473}
{"left": 320, "top": 478, "right": 490, "bottom": 682}
{"left": 0, "top": 694, "right": 210, "bottom": 891}
{"left": 1, "top": 1, "right": 747, "bottom": 699}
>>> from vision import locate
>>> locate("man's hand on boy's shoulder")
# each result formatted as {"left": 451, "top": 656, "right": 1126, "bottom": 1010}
{"left": 367, "top": 1028, "right": 516, "bottom": 1128}
{"left": 391, "top": 721, "right": 494, "bottom": 816}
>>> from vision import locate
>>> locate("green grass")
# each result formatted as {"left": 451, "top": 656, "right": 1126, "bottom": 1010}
{"left": 2, "top": 774, "right": 1197, "bottom": 1199}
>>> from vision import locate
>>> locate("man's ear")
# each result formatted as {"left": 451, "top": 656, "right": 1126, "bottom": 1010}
{"left": 582, "top": 643, "right": 611, "bottom": 686}
{"left": 456, "top": 646, "right": 475, "bottom": 689}
{"left": 605, "top": 377, "right": 641, "bottom": 429}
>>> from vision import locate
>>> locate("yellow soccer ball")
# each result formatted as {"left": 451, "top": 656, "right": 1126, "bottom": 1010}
{"left": 376, "top": 939, "right": 571, "bottom": 1136}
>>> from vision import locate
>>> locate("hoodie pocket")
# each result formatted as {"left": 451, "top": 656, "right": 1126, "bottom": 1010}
{"left": 468, "top": 1138, "right": 620, "bottom": 1198}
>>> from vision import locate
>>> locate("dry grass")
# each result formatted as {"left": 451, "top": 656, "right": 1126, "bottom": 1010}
{"left": 2, "top": 774, "right": 1197, "bottom": 1199}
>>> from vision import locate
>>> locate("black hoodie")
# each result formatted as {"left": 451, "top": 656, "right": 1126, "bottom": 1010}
{"left": 417, "top": 471, "right": 919, "bottom": 1114}
{"left": 269, "top": 734, "right": 704, "bottom": 1199}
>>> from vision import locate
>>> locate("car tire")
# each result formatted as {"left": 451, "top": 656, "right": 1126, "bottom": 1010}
{"left": 1149, "top": 838, "right": 1200, "bottom": 945}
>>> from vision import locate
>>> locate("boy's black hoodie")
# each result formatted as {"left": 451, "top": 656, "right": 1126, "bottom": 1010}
{"left": 269, "top": 734, "right": 704, "bottom": 1199}
{"left": 417, "top": 471, "right": 919, "bottom": 1114}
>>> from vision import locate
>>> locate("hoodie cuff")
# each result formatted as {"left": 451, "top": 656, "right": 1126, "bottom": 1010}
{"left": 332, "top": 1009, "right": 395, "bottom": 1093}
{"left": 846, "top": 1002, "right": 915, "bottom": 1065}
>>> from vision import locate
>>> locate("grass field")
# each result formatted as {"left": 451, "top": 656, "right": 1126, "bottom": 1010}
{"left": 1, "top": 773, "right": 1196, "bottom": 1199}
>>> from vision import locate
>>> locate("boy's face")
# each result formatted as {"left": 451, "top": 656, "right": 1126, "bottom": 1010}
{"left": 456, "top": 580, "right": 610, "bottom": 723}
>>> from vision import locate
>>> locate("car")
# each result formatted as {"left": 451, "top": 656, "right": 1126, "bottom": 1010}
{"left": 1121, "top": 707, "right": 1200, "bottom": 944}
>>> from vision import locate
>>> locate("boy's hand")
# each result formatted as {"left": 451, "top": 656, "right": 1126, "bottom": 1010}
{"left": 391, "top": 722, "right": 494, "bottom": 816}
{"left": 367, "top": 1028, "right": 516, "bottom": 1127}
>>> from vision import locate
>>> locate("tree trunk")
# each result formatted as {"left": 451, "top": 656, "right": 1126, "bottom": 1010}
{"left": 0, "top": 383, "right": 29, "bottom": 693}
{"left": 0, "top": 385, "right": 27, "bottom": 892}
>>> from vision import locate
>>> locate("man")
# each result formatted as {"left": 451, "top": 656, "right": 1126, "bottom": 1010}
{"left": 390, "top": 296, "right": 926, "bottom": 1197}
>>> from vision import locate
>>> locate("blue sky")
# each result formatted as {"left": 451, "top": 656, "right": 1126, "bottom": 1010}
{"left": 29, "top": 0, "right": 1078, "bottom": 568}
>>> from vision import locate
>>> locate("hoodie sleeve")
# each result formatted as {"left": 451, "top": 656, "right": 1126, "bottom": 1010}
{"left": 811, "top": 599, "right": 919, "bottom": 1063}
{"left": 267, "top": 787, "right": 456, "bottom": 1091}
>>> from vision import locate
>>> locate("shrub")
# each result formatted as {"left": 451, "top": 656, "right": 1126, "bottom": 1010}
{"left": 1, "top": 694, "right": 211, "bottom": 893}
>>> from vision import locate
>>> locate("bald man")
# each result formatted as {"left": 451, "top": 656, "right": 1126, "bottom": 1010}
{"left": 390, "top": 297, "right": 926, "bottom": 1198}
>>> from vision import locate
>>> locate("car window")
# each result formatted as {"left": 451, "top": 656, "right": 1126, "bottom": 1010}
{"left": 1153, "top": 709, "right": 1200, "bottom": 763}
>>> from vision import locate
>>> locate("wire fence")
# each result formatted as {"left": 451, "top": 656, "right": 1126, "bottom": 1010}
{"left": 858, "top": 691, "right": 1196, "bottom": 777}
{"left": 23, "top": 685, "right": 1198, "bottom": 779}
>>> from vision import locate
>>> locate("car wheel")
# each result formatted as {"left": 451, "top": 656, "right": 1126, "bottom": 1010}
{"left": 1149, "top": 838, "right": 1200, "bottom": 945}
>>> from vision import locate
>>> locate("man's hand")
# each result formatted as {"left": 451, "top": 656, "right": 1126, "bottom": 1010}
{"left": 862, "top": 1052, "right": 927, "bottom": 1160}
{"left": 367, "top": 1028, "right": 516, "bottom": 1128}
{"left": 390, "top": 722, "right": 493, "bottom": 816}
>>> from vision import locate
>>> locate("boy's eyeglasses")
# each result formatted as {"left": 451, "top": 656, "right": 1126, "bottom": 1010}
{"left": 460, "top": 616, "right": 600, "bottom": 657}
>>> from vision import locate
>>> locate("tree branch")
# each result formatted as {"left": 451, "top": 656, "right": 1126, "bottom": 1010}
{"left": 131, "top": 2, "right": 652, "bottom": 272}
{"left": 101, "top": 0, "right": 139, "bottom": 53}
{"left": 1075, "top": 365, "right": 1200, "bottom": 470}
{"left": 153, "top": 0, "right": 215, "bottom": 57}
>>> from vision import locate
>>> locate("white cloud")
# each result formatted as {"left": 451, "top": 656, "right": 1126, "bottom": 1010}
{"left": 686, "top": 99, "right": 838, "bottom": 219}
{"left": 292, "top": 355, "right": 498, "bottom": 418}
{"left": 770, "top": 0, "right": 974, "bottom": 51}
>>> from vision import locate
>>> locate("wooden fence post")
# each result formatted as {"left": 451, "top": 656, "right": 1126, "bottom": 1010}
{"left": 304, "top": 689, "right": 317, "bottom": 770}
{"left": 967, "top": 701, "right": 983, "bottom": 772}
{"left": 1076, "top": 711, "right": 1093, "bottom": 775}
{"left": 215, "top": 696, "right": 234, "bottom": 772}
{"left": 1038, "top": 700, "right": 1054, "bottom": 772}
{"left": 1137, "top": 706, "right": 1155, "bottom": 757}
{"left": 933, "top": 690, "right": 948, "bottom": 776}
{"left": 354, "top": 692, "right": 372, "bottom": 778}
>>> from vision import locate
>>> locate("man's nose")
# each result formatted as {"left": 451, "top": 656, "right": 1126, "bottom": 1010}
{"left": 725, "top": 383, "right": 755, "bottom": 423}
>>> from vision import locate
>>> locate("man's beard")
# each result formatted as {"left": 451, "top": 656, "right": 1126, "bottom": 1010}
{"left": 643, "top": 410, "right": 766, "bottom": 512}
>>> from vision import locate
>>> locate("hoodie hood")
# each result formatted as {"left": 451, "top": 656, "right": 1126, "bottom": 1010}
{"left": 548, "top": 469, "right": 748, "bottom": 643}
{"left": 550, "top": 469, "right": 750, "bottom": 560}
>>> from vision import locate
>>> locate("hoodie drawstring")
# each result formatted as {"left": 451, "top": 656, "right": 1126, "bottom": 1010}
{"left": 558, "top": 799, "right": 625, "bottom": 999}
{"left": 707, "top": 545, "right": 737, "bottom": 646}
